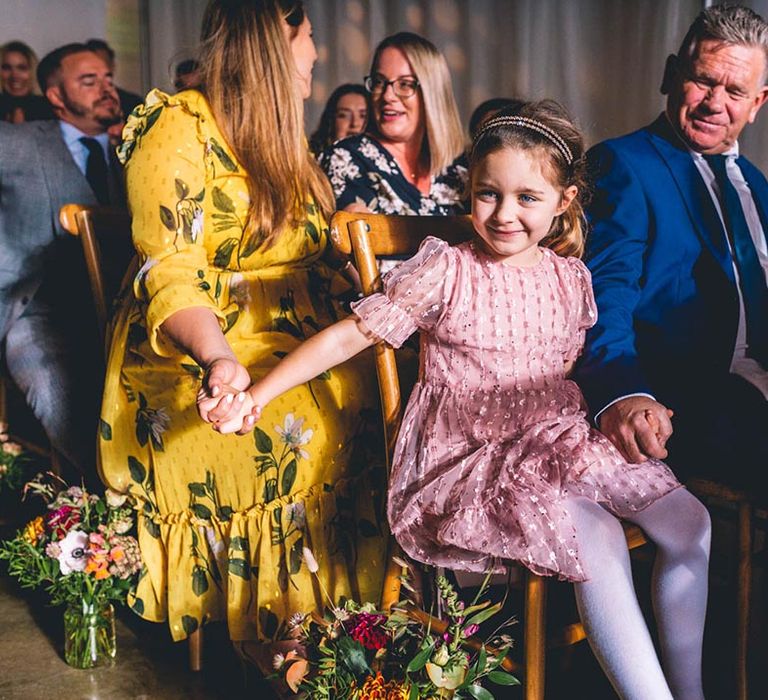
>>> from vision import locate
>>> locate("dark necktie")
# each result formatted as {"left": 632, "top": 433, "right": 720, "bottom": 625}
{"left": 704, "top": 153, "right": 768, "bottom": 365}
{"left": 79, "top": 136, "right": 110, "bottom": 205}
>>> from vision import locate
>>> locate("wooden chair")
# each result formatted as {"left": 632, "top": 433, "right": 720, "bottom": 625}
{"left": 59, "top": 204, "right": 205, "bottom": 672}
{"left": 686, "top": 477, "right": 764, "bottom": 700}
{"left": 59, "top": 204, "right": 136, "bottom": 351}
{"left": 329, "top": 211, "right": 649, "bottom": 699}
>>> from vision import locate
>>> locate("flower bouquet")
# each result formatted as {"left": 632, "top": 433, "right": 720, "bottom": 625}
{"left": 274, "top": 549, "right": 518, "bottom": 699}
{"left": 0, "top": 474, "right": 142, "bottom": 668}
{"left": 0, "top": 422, "right": 28, "bottom": 494}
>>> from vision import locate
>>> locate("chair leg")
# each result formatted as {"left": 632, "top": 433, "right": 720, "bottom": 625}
{"left": 524, "top": 572, "right": 546, "bottom": 700}
{"left": 736, "top": 500, "right": 752, "bottom": 700}
{"left": 188, "top": 626, "right": 203, "bottom": 671}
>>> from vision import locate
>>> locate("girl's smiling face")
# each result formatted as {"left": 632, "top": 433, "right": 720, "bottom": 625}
{"left": 471, "top": 146, "right": 577, "bottom": 266}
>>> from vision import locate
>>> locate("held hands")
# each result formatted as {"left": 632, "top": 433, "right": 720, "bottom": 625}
{"left": 196, "top": 357, "right": 251, "bottom": 424}
{"left": 205, "top": 388, "right": 263, "bottom": 435}
{"left": 598, "top": 396, "right": 674, "bottom": 464}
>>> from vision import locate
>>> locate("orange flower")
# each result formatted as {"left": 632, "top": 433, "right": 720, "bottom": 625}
{"left": 353, "top": 672, "right": 409, "bottom": 700}
{"left": 22, "top": 517, "right": 45, "bottom": 545}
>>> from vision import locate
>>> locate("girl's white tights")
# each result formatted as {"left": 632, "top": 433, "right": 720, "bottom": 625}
{"left": 569, "top": 488, "right": 711, "bottom": 700}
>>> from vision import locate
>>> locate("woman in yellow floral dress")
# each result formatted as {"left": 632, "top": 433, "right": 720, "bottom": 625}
{"left": 99, "top": 0, "right": 385, "bottom": 646}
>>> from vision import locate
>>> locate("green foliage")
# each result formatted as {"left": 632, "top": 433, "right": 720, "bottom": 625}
{"left": 274, "top": 566, "right": 518, "bottom": 698}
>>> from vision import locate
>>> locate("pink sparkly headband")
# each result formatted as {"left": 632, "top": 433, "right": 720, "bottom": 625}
{"left": 473, "top": 115, "right": 573, "bottom": 165}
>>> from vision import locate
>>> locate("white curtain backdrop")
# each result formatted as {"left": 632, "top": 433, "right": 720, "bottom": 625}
{"left": 140, "top": 0, "right": 768, "bottom": 169}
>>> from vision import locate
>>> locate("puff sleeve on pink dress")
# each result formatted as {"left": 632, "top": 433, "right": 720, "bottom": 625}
{"left": 353, "top": 239, "right": 680, "bottom": 582}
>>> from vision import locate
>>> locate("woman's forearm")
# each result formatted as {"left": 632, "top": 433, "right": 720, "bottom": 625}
{"left": 250, "top": 316, "right": 375, "bottom": 407}
{"left": 160, "top": 307, "right": 236, "bottom": 368}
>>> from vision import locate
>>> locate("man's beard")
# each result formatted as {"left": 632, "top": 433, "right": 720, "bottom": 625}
{"left": 62, "top": 91, "right": 122, "bottom": 127}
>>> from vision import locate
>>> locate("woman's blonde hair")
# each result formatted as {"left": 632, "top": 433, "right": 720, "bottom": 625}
{"left": 200, "top": 0, "right": 333, "bottom": 247}
{"left": 1, "top": 41, "right": 41, "bottom": 95}
{"left": 469, "top": 99, "right": 588, "bottom": 259}
{"left": 370, "top": 32, "right": 464, "bottom": 176}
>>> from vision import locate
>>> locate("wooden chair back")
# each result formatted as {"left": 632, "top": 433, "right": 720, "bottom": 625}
{"left": 329, "top": 211, "right": 473, "bottom": 464}
{"left": 59, "top": 204, "right": 135, "bottom": 356}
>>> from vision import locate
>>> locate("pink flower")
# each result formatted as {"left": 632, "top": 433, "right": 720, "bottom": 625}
{"left": 45, "top": 505, "right": 81, "bottom": 539}
{"left": 345, "top": 612, "right": 388, "bottom": 650}
{"left": 462, "top": 624, "right": 480, "bottom": 638}
{"left": 57, "top": 530, "right": 88, "bottom": 574}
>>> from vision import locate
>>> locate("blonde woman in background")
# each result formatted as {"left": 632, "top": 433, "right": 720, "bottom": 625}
{"left": 0, "top": 41, "right": 52, "bottom": 123}
{"left": 321, "top": 32, "right": 467, "bottom": 215}
{"left": 99, "top": 0, "right": 385, "bottom": 669}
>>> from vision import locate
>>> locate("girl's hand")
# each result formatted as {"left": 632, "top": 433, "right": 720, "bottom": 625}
{"left": 197, "top": 357, "right": 251, "bottom": 423}
{"left": 211, "top": 393, "right": 263, "bottom": 435}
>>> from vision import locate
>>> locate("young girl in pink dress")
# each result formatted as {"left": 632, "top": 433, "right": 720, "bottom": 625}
{"left": 205, "top": 101, "right": 710, "bottom": 700}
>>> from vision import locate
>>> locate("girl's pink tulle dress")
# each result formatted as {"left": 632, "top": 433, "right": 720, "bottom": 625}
{"left": 351, "top": 238, "right": 680, "bottom": 582}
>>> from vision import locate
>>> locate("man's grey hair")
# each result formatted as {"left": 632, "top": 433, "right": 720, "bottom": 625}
{"left": 678, "top": 4, "right": 768, "bottom": 76}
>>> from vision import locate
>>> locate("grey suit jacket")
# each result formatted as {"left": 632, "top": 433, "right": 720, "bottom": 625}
{"left": 0, "top": 120, "right": 107, "bottom": 339}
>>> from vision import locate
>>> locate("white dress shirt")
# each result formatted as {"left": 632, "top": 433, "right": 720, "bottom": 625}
{"left": 59, "top": 120, "right": 110, "bottom": 177}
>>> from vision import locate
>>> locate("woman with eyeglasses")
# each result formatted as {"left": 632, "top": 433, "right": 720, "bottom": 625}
{"left": 321, "top": 32, "right": 466, "bottom": 215}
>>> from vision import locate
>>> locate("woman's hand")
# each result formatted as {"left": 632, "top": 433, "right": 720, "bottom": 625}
{"left": 197, "top": 357, "right": 251, "bottom": 423}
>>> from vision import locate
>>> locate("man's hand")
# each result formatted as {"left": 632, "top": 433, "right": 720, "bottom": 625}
{"left": 598, "top": 396, "right": 674, "bottom": 463}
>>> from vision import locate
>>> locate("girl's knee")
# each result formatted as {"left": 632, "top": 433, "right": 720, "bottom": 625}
{"left": 659, "top": 491, "right": 711, "bottom": 555}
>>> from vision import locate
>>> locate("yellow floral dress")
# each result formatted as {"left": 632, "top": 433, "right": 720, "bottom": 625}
{"left": 100, "top": 89, "right": 386, "bottom": 642}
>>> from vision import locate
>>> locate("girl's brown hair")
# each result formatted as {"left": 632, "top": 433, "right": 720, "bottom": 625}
{"left": 469, "top": 99, "right": 588, "bottom": 258}
{"left": 199, "top": 0, "right": 333, "bottom": 247}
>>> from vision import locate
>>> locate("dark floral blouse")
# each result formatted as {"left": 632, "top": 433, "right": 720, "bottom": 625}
{"left": 320, "top": 134, "right": 468, "bottom": 215}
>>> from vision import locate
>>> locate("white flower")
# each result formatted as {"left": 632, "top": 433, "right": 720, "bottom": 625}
{"left": 274, "top": 414, "right": 313, "bottom": 460}
{"left": 359, "top": 139, "right": 394, "bottom": 174}
{"left": 190, "top": 208, "right": 204, "bottom": 242}
{"left": 146, "top": 407, "right": 171, "bottom": 445}
{"left": 57, "top": 530, "right": 89, "bottom": 575}
{"left": 135, "top": 256, "right": 158, "bottom": 287}
{"left": 204, "top": 526, "right": 226, "bottom": 561}
{"left": 229, "top": 274, "right": 251, "bottom": 309}
{"left": 2, "top": 441, "right": 22, "bottom": 456}
{"left": 325, "top": 148, "right": 360, "bottom": 195}
{"left": 285, "top": 502, "right": 306, "bottom": 530}
{"left": 105, "top": 488, "right": 128, "bottom": 508}
{"left": 112, "top": 516, "right": 133, "bottom": 534}
{"left": 287, "top": 612, "right": 306, "bottom": 629}
{"left": 302, "top": 547, "right": 319, "bottom": 573}
{"left": 272, "top": 652, "right": 285, "bottom": 670}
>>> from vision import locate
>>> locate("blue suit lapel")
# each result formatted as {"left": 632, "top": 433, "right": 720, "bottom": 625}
{"left": 647, "top": 117, "right": 736, "bottom": 285}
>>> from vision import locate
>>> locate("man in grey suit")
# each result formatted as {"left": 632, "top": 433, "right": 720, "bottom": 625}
{"left": 0, "top": 43, "right": 123, "bottom": 473}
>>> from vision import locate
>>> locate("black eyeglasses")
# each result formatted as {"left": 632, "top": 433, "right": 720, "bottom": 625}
{"left": 364, "top": 75, "right": 420, "bottom": 98}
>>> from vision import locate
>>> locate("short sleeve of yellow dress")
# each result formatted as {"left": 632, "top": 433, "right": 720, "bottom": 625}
{"left": 99, "top": 89, "right": 385, "bottom": 642}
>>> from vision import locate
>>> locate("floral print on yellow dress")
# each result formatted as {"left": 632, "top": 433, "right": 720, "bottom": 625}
{"left": 99, "top": 89, "right": 386, "bottom": 642}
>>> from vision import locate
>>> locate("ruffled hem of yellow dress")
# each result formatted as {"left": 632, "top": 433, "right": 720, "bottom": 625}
{"left": 128, "top": 473, "right": 387, "bottom": 642}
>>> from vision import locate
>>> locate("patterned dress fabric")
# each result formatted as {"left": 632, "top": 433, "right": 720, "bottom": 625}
{"left": 320, "top": 134, "right": 468, "bottom": 215}
{"left": 352, "top": 238, "right": 681, "bottom": 582}
{"left": 100, "top": 89, "right": 386, "bottom": 641}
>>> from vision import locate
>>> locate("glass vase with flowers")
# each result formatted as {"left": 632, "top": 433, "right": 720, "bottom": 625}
{"left": 0, "top": 473, "right": 142, "bottom": 668}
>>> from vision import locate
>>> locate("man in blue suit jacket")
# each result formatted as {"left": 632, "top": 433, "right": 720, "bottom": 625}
{"left": 578, "top": 5, "right": 768, "bottom": 487}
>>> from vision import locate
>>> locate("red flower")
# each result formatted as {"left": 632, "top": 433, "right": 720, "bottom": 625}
{"left": 45, "top": 505, "right": 81, "bottom": 539}
{"left": 345, "top": 612, "right": 389, "bottom": 650}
